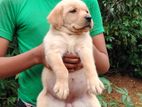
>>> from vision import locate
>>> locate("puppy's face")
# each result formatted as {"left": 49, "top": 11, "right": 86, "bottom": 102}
{"left": 48, "top": 0, "right": 93, "bottom": 33}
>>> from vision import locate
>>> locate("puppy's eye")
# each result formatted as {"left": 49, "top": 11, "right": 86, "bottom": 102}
{"left": 86, "top": 10, "right": 89, "bottom": 13}
{"left": 69, "top": 9, "right": 77, "bottom": 13}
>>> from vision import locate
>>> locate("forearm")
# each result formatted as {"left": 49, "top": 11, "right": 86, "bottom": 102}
{"left": 93, "top": 45, "right": 110, "bottom": 74}
{"left": 0, "top": 47, "right": 39, "bottom": 78}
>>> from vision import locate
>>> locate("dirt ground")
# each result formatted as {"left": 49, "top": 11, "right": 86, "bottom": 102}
{"left": 105, "top": 73, "right": 142, "bottom": 107}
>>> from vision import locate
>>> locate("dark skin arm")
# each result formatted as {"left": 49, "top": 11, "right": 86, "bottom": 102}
{"left": 0, "top": 38, "right": 42, "bottom": 78}
{"left": 93, "top": 33, "right": 110, "bottom": 74}
{"left": 0, "top": 33, "right": 109, "bottom": 78}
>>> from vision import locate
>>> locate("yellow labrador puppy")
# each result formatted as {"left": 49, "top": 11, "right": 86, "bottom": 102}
{"left": 37, "top": 0, "right": 104, "bottom": 107}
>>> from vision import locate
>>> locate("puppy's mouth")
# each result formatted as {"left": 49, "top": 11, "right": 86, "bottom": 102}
{"left": 73, "top": 24, "right": 92, "bottom": 31}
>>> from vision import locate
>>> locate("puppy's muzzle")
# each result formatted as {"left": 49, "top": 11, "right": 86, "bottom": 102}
{"left": 85, "top": 16, "right": 92, "bottom": 23}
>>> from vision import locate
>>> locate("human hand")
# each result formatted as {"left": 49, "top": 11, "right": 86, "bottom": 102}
{"left": 63, "top": 53, "right": 83, "bottom": 72}
{"left": 35, "top": 45, "right": 83, "bottom": 71}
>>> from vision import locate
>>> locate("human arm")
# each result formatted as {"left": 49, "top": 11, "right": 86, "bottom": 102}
{"left": 0, "top": 34, "right": 109, "bottom": 78}
{"left": 88, "top": 0, "right": 110, "bottom": 74}
{"left": 93, "top": 33, "right": 110, "bottom": 74}
{"left": 0, "top": 37, "right": 81, "bottom": 78}
{"left": 0, "top": 38, "right": 45, "bottom": 78}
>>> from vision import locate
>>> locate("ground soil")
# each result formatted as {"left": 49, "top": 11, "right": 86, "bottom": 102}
{"left": 105, "top": 73, "right": 142, "bottom": 107}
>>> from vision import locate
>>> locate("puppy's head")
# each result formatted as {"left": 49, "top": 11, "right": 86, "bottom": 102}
{"left": 48, "top": 0, "right": 93, "bottom": 34}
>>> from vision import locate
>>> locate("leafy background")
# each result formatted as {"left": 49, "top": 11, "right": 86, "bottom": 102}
{"left": 99, "top": 0, "right": 142, "bottom": 77}
{"left": 0, "top": 0, "right": 142, "bottom": 106}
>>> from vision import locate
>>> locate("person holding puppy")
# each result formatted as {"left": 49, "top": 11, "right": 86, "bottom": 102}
{"left": 0, "top": 0, "right": 110, "bottom": 106}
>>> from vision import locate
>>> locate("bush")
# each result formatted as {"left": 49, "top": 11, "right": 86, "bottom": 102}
{"left": 0, "top": 78, "right": 18, "bottom": 107}
{"left": 99, "top": 0, "right": 142, "bottom": 77}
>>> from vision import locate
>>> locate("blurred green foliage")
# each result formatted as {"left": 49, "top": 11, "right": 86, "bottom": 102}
{"left": 0, "top": 78, "right": 18, "bottom": 107}
{"left": 99, "top": 0, "right": 142, "bottom": 77}
{"left": 99, "top": 77, "right": 135, "bottom": 107}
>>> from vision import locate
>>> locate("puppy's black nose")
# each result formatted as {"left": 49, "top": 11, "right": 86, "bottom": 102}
{"left": 85, "top": 16, "right": 92, "bottom": 22}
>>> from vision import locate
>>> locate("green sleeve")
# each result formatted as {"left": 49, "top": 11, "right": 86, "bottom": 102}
{"left": 0, "top": 0, "right": 17, "bottom": 41}
{"left": 88, "top": 0, "right": 104, "bottom": 37}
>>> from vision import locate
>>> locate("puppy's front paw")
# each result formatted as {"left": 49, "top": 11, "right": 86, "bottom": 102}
{"left": 87, "top": 77, "right": 104, "bottom": 95}
{"left": 53, "top": 81, "right": 69, "bottom": 100}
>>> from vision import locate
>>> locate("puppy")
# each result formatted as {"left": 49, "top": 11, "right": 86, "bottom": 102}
{"left": 37, "top": 0, "right": 104, "bottom": 107}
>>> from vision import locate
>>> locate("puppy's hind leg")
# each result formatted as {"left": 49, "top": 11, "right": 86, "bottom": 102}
{"left": 87, "top": 94, "right": 101, "bottom": 107}
{"left": 37, "top": 89, "right": 49, "bottom": 107}
{"left": 37, "top": 89, "right": 65, "bottom": 107}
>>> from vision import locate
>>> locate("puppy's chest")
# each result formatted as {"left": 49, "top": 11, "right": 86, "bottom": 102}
{"left": 61, "top": 35, "right": 88, "bottom": 55}
{"left": 66, "top": 38, "right": 78, "bottom": 54}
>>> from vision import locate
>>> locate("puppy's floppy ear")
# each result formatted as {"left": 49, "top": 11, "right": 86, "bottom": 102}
{"left": 48, "top": 4, "right": 63, "bottom": 29}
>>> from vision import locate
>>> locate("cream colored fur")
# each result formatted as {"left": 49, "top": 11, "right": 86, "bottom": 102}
{"left": 37, "top": 0, "right": 104, "bottom": 107}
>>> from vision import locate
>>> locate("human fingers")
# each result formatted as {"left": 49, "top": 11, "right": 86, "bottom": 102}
{"left": 74, "top": 63, "right": 83, "bottom": 71}
{"left": 63, "top": 53, "right": 79, "bottom": 59}
{"left": 64, "top": 61, "right": 83, "bottom": 72}
{"left": 63, "top": 53, "right": 80, "bottom": 64}
{"left": 63, "top": 57, "right": 80, "bottom": 64}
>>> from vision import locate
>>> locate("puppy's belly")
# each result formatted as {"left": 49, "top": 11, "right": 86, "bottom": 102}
{"left": 42, "top": 68, "right": 87, "bottom": 100}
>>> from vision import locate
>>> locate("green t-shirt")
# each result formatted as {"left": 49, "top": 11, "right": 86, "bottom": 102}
{"left": 0, "top": 0, "right": 104, "bottom": 105}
